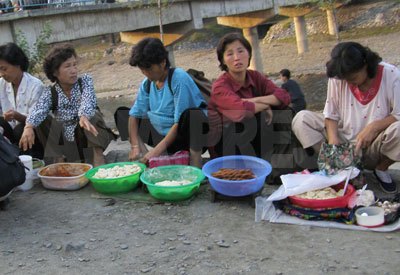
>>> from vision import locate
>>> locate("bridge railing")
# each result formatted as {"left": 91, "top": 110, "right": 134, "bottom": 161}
{"left": 0, "top": 0, "right": 127, "bottom": 14}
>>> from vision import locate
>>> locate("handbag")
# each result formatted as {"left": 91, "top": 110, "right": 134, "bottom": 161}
{"left": 317, "top": 142, "right": 362, "bottom": 175}
{"left": 0, "top": 133, "right": 26, "bottom": 197}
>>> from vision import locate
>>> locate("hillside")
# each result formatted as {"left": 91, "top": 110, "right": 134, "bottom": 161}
{"left": 71, "top": 0, "right": 400, "bottom": 126}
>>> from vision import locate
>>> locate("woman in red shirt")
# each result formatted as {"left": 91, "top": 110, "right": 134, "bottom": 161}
{"left": 208, "top": 32, "right": 295, "bottom": 173}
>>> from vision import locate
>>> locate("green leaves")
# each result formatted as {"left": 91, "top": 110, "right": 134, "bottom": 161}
{"left": 15, "top": 21, "right": 52, "bottom": 74}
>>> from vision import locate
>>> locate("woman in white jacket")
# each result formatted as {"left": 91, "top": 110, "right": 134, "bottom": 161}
{"left": 0, "top": 42, "right": 44, "bottom": 158}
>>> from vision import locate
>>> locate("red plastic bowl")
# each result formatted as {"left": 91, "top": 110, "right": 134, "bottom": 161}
{"left": 288, "top": 182, "right": 355, "bottom": 209}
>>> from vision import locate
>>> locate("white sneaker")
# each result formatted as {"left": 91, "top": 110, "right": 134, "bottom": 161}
{"left": 374, "top": 169, "right": 392, "bottom": 183}
{"left": 374, "top": 169, "right": 397, "bottom": 194}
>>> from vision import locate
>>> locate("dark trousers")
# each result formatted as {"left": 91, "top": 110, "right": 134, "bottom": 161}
{"left": 0, "top": 117, "right": 44, "bottom": 159}
{"left": 35, "top": 111, "right": 115, "bottom": 163}
{"left": 134, "top": 108, "right": 208, "bottom": 154}
{"left": 212, "top": 108, "right": 317, "bottom": 182}
{"left": 114, "top": 106, "right": 130, "bottom": 141}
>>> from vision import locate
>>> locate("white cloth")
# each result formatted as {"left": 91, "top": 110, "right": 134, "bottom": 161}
{"left": 255, "top": 196, "right": 400, "bottom": 232}
{"left": 323, "top": 62, "right": 400, "bottom": 142}
{"left": 0, "top": 72, "right": 44, "bottom": 128}
{"left": 254, "top": 168, "right": 400, "bottom": 232}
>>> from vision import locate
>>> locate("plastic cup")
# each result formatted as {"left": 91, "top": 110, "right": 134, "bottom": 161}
{"left": 18, "top": 155, "right": 33, "bottom": 191}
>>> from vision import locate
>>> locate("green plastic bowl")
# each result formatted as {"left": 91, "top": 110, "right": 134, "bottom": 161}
{"left": 85, "top": 162, "right": 146, "bottom": 194}
{"left": 140, "top": 165, "right": 205, "bottom": 202}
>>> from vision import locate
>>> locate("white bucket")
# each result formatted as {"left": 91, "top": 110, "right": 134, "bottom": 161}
{"left": 17, "top": 155, "right": 33, "bottom": 191}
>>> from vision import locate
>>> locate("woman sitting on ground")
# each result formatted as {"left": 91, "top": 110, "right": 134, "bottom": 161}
{"left": 208, "top": 32, "right": 302, "bottom": 181}
{"left": 19, "top": 44, "right": 115, "bottom": 166}
{"left": 128, "top": 37, "right": 208, "bottom": 168}
{"left": 292, "top": 42, "right": 400, "bottom": 193}
{"left": 0, "top": 42, "right": 44, "bottom": 158}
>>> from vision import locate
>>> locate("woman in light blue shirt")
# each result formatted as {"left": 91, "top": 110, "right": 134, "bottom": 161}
{"left": 128, "top": 38, "right": 207, "bottom": 167}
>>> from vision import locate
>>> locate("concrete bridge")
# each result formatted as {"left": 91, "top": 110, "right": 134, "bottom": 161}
{"left": 0, "top": 0, "right": 346, "bottom": 72}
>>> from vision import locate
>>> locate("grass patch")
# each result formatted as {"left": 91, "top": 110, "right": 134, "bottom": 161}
{"left": 272, "top": 23, "right": 400, "bottom": 44}
{"left": 281, "top": 19, "right": 292, "bottom": 30}
{"left": 340, "top": 24, "right": 400, "bottom": 39}
{"left": 184, "top": 22, "right": 238, "bottom": 43}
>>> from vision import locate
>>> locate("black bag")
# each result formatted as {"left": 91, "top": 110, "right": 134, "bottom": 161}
{"left": 0, "top": 133, "right": 26, "bottom": 197}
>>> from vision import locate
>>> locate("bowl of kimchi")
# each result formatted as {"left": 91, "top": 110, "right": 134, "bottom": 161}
{"left": 38, "top": 163, "right": 92, "bottom": 191}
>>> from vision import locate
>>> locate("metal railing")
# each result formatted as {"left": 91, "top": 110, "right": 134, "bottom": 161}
{"left": 0, "top": 0, "right": 118, "bottom": 14}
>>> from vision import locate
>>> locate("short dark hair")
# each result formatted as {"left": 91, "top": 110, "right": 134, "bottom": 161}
{"left": 43, "top": 44, "right": 77, "bottom": 83}
{"left": 216, "top": 32, "right": 252, "bottom": 72}
{"left": 326, "top": 42, "right": 382, "bottom": 79}
{"left": 280, "top": 69, "right": 291, "bottom": 79}
{"left": 129, "top": 38, "right": 170, "bottom": 69}
{"left": 0, "top": 42, "right": 29, "bottom": 72}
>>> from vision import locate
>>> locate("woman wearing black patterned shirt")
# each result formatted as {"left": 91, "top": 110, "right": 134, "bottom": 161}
{"left": 19, "top": 44, "right": 114, "bottom": 166}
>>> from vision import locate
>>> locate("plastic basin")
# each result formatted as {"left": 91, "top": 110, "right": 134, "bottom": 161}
{"left": 85, "top": 162, "right": 146, "bottom": 194}
{"left": 140, "top": 165, "right": 205, "bottom": 202}
{"left": 38, "top": 163, "right": 92, "bottom": 191}
{"left": 202, "top": 155, "right": 272, "bottom": 197}
{"left": 288, "top": 182, "right": 355, "bottom": 209}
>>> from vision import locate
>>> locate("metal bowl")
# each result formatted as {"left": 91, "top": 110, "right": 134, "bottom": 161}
{"left": 38, "top": 163, "right": 92, "bottom": 191}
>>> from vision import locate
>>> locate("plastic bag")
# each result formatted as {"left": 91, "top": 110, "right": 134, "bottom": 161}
{"left": 148, "top": 150, "right": 189, "bottom": 168}
{"left": 348, "top": 188, "right": 375, "bottom": 209}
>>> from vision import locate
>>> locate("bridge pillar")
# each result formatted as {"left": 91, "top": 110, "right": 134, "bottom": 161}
{"left": 293, "top": 16, "right": 308, "bottom": 54}
{"left": 278, "top": 4, "right": 315, "bottom": 54}
{"left": 326, "top": 9, "right": 338, "bottom": 37}
{"left": 216, "top": 9, "right": 275, "bottom": 72}
{"left": 321, "top": 0, "right": 348, "bottom": 38}
{"left": 242, "top": 27, "right": 263, "bottom": 73}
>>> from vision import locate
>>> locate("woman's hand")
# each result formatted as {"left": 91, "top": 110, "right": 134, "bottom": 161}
{"left": 79, "top": 116, "right": 98, "bottom": 136}
{"left": 264, "top": 105, "right": 273, "bottom": 125}
{"left": 4, "top": 110, "right": 15, "bottom": 121}
{"left": 129, "top": 146, "right": 141, "bottom": 161}
{"left": 19, "top": 126, "right": 35, "bottom": 151}
{"left": 325, "top": 118, "right": 341, "bottom": 146}
{"left": 355, "top": 122, "right": 379, "bottom": 155}
{"left": 141, "top": 150, "right": 159, "bottom": 164}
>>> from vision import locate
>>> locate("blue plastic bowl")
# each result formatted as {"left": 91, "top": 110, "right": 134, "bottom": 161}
{"left": 202, "top": 155, "right": 272, "bottom": 197}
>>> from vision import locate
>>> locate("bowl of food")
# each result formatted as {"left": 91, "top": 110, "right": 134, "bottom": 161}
{"left": 355, "top": 206, "right": 385, "bottom": 227}
{"left": 85, "top": 162, "right": 146, "bottom": 194}
{"left": 202, "top": 155, "right": 272, "bottom": 197}
{"left": 140, "top": 165, "right": 204, "bottom": 202}
{"left": 288, "top": 182, "right": 355, "bottom": 209}
{"left": 38, "top": 163, "right": 92, "bottom": 191}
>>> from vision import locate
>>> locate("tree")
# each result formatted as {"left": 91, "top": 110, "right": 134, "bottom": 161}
{"left": 15, "top": 21, "right": 52, "bottom": 75}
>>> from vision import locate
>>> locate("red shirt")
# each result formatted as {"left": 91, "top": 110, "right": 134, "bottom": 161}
{"left": 208, "top": 70, "right": 290, "bottom": 145}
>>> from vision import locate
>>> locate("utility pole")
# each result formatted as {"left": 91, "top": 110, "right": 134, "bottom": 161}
{"left": 158, "top": 0, "right": 164, "bottom": 43}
